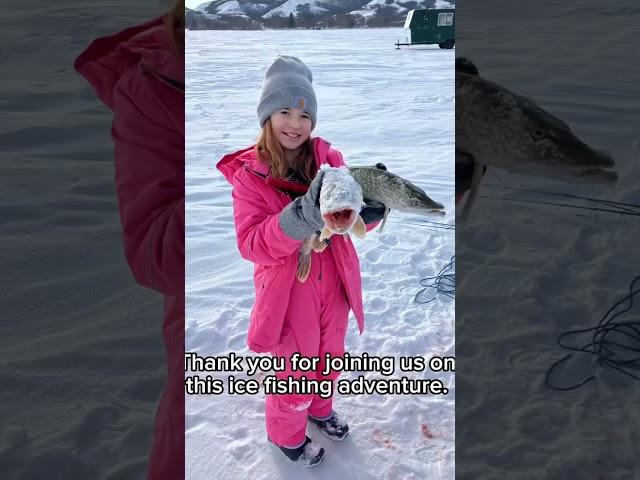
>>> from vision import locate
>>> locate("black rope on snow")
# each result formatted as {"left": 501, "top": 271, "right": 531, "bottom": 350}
{"left": 462, "top": 170, "right": 640, "bottom": 389}
{"left": 480, "top": 194, "right": 640, "bottom": 217}
{"left": 415, "top": 255, "right": 455, "bottom": 304}
{"left": 545, "top": 275, "right": 640, "bottom": 391}
{"left": 396, "top": 218, "right": 455, "bottom": 231}
{"left": 481, "top": 169, "right": 640, "bottom": 218}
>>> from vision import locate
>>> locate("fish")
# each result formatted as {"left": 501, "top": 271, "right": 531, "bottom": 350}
{"left": 456, "top": 57, "right": 617, "bottom": 220}
{"left": 296, "top": 166, "right": 366, "bottom": 282}
{"left": 295, "top": 164, "right": 446, "bottom": 282}
{"left": 348, "top": 164, "right": 446, "bottom": 231}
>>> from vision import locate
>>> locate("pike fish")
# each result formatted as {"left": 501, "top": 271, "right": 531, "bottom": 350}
{"left": 349, "top": 164, "right": 445, "bottom": 231}
{"left": 295, "top": 164, "right": 445, "bottom": 282}
{"left": 456, "top": 57, "right": 617, "bottom": 219}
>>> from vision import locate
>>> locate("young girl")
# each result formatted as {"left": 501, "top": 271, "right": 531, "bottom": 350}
{"left": 75, "top": 4, "right": 185, "bottom": 480}
{"left": 217, "top": 55, "right": 385, "bottom": 467}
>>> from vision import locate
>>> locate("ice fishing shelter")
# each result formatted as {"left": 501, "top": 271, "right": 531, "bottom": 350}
{"left": 395, "top": 8, "right": 455, "bottom": 49}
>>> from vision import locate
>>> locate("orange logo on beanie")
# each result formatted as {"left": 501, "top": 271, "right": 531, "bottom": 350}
{"left": 297, "top": 97, "right": 305, "bottom": 108}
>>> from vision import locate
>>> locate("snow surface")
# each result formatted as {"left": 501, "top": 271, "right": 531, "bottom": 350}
{"left": 456, "top": 1, "right": 640, "bottom": 478}
{"left": 186, "top": 28, "right": 454, "bottom": 479}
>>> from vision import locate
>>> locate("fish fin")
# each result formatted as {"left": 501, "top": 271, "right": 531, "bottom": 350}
{"left": 379, "top": 207, "right": 390, "bottom": 232}
{"left": 459, "top": 162, "right": 485, "bottom": 222}
{"left": 312, "top": 235, "right": 327, "bottom": 252}
{"left": 352, "top": 215, "right": 366, "bottom": 239}
{"left": 313, "top": 243, "right": 327, "bottom": 253}
{"left": 319, "top": 227, "right": 332, "bottom": 242}
{"left": 296, "top": 252, "right": 312, "bottom": 282}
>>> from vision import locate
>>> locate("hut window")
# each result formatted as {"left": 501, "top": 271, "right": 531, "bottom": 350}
{"left": 437, "top": 12, "right": 453, "bottom": 26}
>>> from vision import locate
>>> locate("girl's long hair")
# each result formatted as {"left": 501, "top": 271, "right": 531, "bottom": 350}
{"left": 255, "top": 119, "right": 316, "bottom": 183}
{"left": 165, "top": 0, "right": 185, "bottom": 53}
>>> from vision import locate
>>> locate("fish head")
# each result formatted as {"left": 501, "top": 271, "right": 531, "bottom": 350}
{"left": 402, "top": 181, "right": 446, "bottom": 216}
{"left": 460, "top": 72, "right": 617, "bottom": 186}
{"left": 319, "top": 166, "right": 364, "bottom": 233}
{"left": 512, "top": 99, "right": 617, "bottom": 185}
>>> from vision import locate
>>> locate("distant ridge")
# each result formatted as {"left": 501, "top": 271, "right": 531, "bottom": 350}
{"left": 186, "top": 0, "right": 455, "bottom": 30}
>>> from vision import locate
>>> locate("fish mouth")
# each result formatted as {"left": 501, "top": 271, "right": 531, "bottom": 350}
{"left": 430, "top": 200, "right": 446, "bottom": 213}
{"left": 571, "top": 167, "right": 617, "bottom": 185}
{"left": 515, "top": 163, "right": 617, "bottom": 186}
{"left": 569, "top": 144, "right": 616, "bottom": 170}
{"left": 531, "top": 148, "right": 617, "bottom": 185}
{"left": 411, "top": 202, "right": 446, "bottom": 216}
{"left": 323, "top": 209, "right": 357, "bottom": 233}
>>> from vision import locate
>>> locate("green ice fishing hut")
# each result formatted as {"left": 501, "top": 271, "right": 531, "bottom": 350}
{"left": 395, "top": 8, "right": 455, "bottom": 49}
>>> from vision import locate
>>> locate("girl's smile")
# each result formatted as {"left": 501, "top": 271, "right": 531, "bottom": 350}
{"left": 270, "top": 108, "right": 313, "bottom": 151}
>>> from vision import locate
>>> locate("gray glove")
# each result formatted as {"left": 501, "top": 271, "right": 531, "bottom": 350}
{"left": 279, "top": 170, "right": 325, "bottom": 240}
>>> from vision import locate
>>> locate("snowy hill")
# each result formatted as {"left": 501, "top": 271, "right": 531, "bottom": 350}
{"left": 186, "top": 0, "right": 455, "bottom": 29}
{"left": 262, "top": 0, "right": 330, "bottom": 19}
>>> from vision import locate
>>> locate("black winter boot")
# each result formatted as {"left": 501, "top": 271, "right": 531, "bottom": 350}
{"left": 268, "top": 436, "right": 325, "bottom": 467}
{"left": 308, "top": 411, "right": 350, "bottom": 441}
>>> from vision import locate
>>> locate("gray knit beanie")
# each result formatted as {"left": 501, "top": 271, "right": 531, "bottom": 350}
{"left": 257, "top": 55, "right": 317, "bottom": 129}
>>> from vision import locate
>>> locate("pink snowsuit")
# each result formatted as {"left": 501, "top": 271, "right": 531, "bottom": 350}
{"left": 217, "top": 139, "right": 378, "bottom": 447}
{"left": 75, "top": 16, "right": 184, "bottom": 480}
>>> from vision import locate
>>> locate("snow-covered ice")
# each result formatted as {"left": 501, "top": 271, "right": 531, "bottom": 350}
{"left": 186, "top": 28, "right": 454, "bottom": 479}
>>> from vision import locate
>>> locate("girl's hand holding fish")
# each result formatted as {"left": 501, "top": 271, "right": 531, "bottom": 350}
{"left": 360, "top": 198, "right": 387, "bottom": 224}
{"left": 279, "top": 170, "right": 325, "bottom": 240}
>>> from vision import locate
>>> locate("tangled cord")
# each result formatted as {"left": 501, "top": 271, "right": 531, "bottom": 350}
{"left": 545, "top": 275, "right": 640, "bottom": 391}
{"left": 397, "top": 218, "right": 455, "bottom": 231}
{"left": 415, "top": 256, "right": 455, "bottom": 304}
{"left": 483, "top": 169, "right": 640, "bottom": 218}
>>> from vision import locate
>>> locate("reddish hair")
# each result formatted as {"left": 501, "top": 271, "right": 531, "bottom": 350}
{"left": 255, "top": 119, "right": 316, "bottom": 182}
{"left": 164, "top": 0, "right": 184, "bottom": 53}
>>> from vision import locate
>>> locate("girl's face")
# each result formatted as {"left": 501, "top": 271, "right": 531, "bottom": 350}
{"left": 269, "top": 108, "right": 313, "bottom": 151}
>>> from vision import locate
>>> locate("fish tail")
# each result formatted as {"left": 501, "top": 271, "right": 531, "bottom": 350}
{"left": 297, "top": 252, "right": 312, "bottom": 282}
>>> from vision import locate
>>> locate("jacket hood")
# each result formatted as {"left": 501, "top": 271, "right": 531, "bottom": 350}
{"left": 216, "top": 137, "right": 333, "bottom": 185}
{"left": 74, "top": 16, "right": 184, "bottom": 110}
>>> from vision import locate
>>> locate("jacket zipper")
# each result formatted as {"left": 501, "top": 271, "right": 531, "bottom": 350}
{"left": 139, "top": 62, "right": 185, "bottom": 93}
{"left": 136, "top": 62, "right": 183, "bottom": 288}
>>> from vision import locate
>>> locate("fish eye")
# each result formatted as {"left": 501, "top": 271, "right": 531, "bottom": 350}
{"left": 533, "top": 129, "right": 545, "bottom": 140}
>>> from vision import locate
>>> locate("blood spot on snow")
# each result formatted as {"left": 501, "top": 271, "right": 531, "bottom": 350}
{"left": 421, "top": 423, "right": 435, "bottom": 439}
{"left": 371, "top": 428, "right": 396, "bottom": 450}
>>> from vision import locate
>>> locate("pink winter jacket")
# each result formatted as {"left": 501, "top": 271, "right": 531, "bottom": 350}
{"left": 75, "top": 16, "right": 184, "bottom": 480}
{"left": 217, "top": 138, "right": 376, "bottom": 353}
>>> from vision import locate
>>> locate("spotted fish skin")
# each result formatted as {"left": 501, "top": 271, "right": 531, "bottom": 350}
{"left": 348, "top": 166, "right": 445, "bottom": 216}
